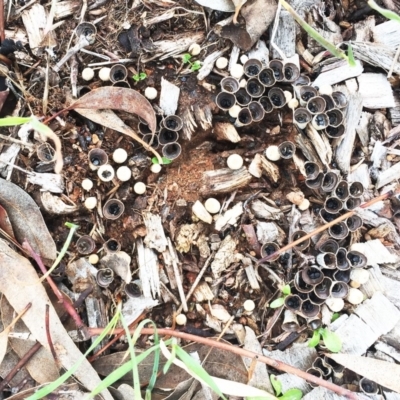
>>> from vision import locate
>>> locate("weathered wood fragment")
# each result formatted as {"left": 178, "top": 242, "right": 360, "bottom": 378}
{"left": 313, "top": 60, "right": 363, "bottom": 87}
{"left": 137, "top": 238, "right": 160, "bottom": 299}
{"left": 159, "top": 78, "right": 180, "bottom": 116}
{"left": 200, "top": 167, "right": 252, "bottom": 195}
{"left": 357, "top": 73, "right": 395, "bottom": 109}
{"left": 143, "top": 212, "right": 168, "bottom": 252}
{"left": 213, "top": 122, "right": 241, "bottom": 143}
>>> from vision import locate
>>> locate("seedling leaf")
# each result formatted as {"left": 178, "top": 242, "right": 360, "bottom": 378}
{"left": 321, "top": 328, "right": 342, "bottom": 353}
{"left": 132, "top": 74, "right": 140, "bottom": 82}
{"left": 280, "top": 388, "right": 303, "bottom": 400}
{"left": 347, "top": 43, "right": 356, "bottom": 67}
{"left": 151, "top": 156, "right": 172, "bottom": 165}
{"left": 182, "top": 53, "right": 192, "bottom": 64}
{"left": 308, "top": 329, "right": 320, "bottom": 348}
{"left": 270, "top": 375, "right": 282, "bottom": 396}
{"left": 279, "top": 0, "right": 349, "bottom": 64}
{"left": 331, "top": 312, "right": 340, "bottom": 322}
{"left": 191, "top": 60, "right": 201, "bottom": 71}
{"left": 270, "top": 297, "right": 285, "bottom": 308}
{"left": 282, "top": 284, "right": 291, "bottom": 296}
{"left": 368, "top": 0, "right": 400, "bottom": 24}
{"left": 0, "top": 116, "right": 30, "bottom": 126}
{"left": 139, "top": 72, "right": 147, "bottom": 80}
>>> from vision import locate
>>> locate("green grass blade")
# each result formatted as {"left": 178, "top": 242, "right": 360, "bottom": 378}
{"left": 368, "top": 0, "right": 400, "bottom": 24}
{"left": 163, "top": 342, "right": 176, "bottom": 375}
{"left": 347, "top": 43, "right": 356, "bottom": 67}
{"left": 279, "top": 0, "right": 349, "bottom": 63}
{"left": 0, "top": 117, "right": 31, "bottom": 126}
{"left": 174, "top": 345, "right": 227, "bottom": 400}
{"left": 27, "top": 309, "right": 121, "bottom": 400}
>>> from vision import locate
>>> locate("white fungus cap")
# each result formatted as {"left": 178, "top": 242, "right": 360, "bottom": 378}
{"left": 99, "top": 67, "right": 111, "bottom": 81}
{"left": 81, "top": 178, "right": 93, "bottom": 191}
{"left": 347, "top": 288, "right": 364, "bottom": 305}
{"left": 84, "top": 197, "right": 97, "bottom": 210}
{"left": 189, "top": 43, "right": 201, "bottom": 56}
{"left": 176, "top": 314, "right": 187, "bottom": 325}
{"left": 116, "top": 166, "right": 132, "bottom": 182}
{"left": 82, "top": 67, "right": 94, "bottom": 81}
{"left": 113, "top": 148, "right": 128, "bottom": 164}
{"left": 134, "top": 182, "right": 146, "bottom": 195}
{"left": 88, "top": 254, "right": 99, "bottom": 264}
{"left": 97, "top": 164, "right": 115, "bottom": 182}
{"left": 229, "top": 105, "right": 242, "bottom": 118}
{"left": 231, "top": 64, "right": 244, "bottom": 79}
{"left": 284, "top": 91, "right": 293, "bottom": 103}
{"left": 144, "top": 87, "right": 157, "bottom": 100}
{"left": 325, "top": 297, "right": 344, "bottom": 312}
{"left": 240, "top": 55, "right": 249, "bottom": 64}
{"left": 239, "top": 78, "right": 247, "bottom": 88}
{"left": 350, "top": 269, "right": 370, "bottom": 285}
{"left": 150, "top": 163, "right": 162, "bottom": 173}
{"left": 243, "top": 299, "right": 255, "bottom": 312}
{"left": 227, "top": 154, "right": 243, "bottom": 170}
{"left": 204, "top": 198, "right": 221, "bottom": 214}
{"left": 265, "top": 145, "right": 281, "bottom": 161}
{"left": 288, "top": 98, "right": 299, "bottom": 110}
{"left": 298, "top": 198, "right": 310, "bottom": 211}
{"left": 318, "top": 84, "right": 333, "bottom": 96}
{"left": 216, "top": 57, "right": 228, "bottom": 69}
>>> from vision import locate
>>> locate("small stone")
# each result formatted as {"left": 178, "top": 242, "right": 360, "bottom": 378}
{"left": 99, "top": 67, "right": 111, "bottom": 81}
{"left": 82, "top": 67, "right": 94, "bottom": 81}
{"left": 229, "top": 105, "right": 242, "bottom": 118}
{"left": 227, "top": 154, "right": 243, "bottom": 170}
{"left": 84, "top": 197, "right": 97, "bottom": 210}
{"left": 231, "top": 64, "right": 244, "bottom": 79}
{"left": 134, "top": 182, "right": 146, "bottom": 194}
{"left": 88, "top": 254, "right": 99, "bottom": 264}
{"left": 116, "top": 166, "right": 132, "bottom": 182}
{"left": 81, "top": 178, "right": 93, "bottom": 191}
{"left": 347, "top": 288, "right": 364, "bottom": 305}
{"left": 144, "top": 87, "right": 158, "bottom": 100}
{"left": 113, "top": 148, "right": 128, "bottom": 164}
{"left": 243, "top": 299, "right": 255, "bottom": 312}
{"left": 176, "top": 314, "right": 187, "bottom": 325}
{"left": 150, "top": 163, "right": 162, "bottom": 173}
{"left": 265, "top": 146, "right": 281, "bottom": 161}
{"left": 298, "top": 199, "right": 310, "bottom": 211}
{"left": 240, "top": 55, "right": 249, "bottom": 64}
{"left": 189, "top": 43, "right": 201, "bottom": 56}
{"left": 216, "top": 57, "right": 228, "bottom": 69}
{"left": 204, "top": 198, "right": 221, "bottom": 214}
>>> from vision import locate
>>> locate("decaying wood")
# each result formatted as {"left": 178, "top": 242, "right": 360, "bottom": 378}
{"left": 357, "top": 73, "right": 396, "bottom": 109}
{"left": 260, "top": 155, "right": 280, "bottom": 182}
{"left": 213, "top": 122, "right": 241, "bottom": 143}
{"left": 313, "top": 60, "right": 364, "bottom": 87}
{"left": 143, "top": 212, "right": 168, "bottom": 252}
{"left": 100, "top": 251, "right": 131, "bottom": 283}
{"left": 390, "top": 90, "right": 400, "bottom": 126}
{"left": 193, "top": 281, "right": 215, "bottom": 302}
{"left": 159, "top": 78, "right": 180, "bottom": 116}
{"left": 248, "top": 40, "right": 270, "bottom": 65}
{"left": 376, "top": 160, "right": 400, "bottom": 189}
{"left": 54, "top": 0, "right": 80, "bottom": 20}
{"left": 215, "top": 201, "right": 243, "bottom": 231}
{"left": 243, "top": 261, "right": 261, "bottom": 290}
{"left": 251, "top": 199, "right": 284, "bottom": 220}
{"left": 335, "top": 85, "right": 363, "bottom": 174}
{"left": 200, "top": 167, "right": 252, "bottom": 195}
{"left": 270, "top": 9, "right": 296, "bottom": 59}
{"left": 211, "top": 234, "right": 237, "bottom": 278}
{"left": 85, "top": 296, "right": 107, "bottom": 351}
{"left": 372, "top": 20, "right": 400, "bottom": 48}
{"left": 305, "top": 124, "right": 331, "bottom": 167}
{"left": 137, "top": 238, "right": 160, "bottom": 299}
{"left": 256, "top": 221, "right": 285, "bottom": 245}
{"left": 295, "top": 134, "right": 323, "bottom": 169}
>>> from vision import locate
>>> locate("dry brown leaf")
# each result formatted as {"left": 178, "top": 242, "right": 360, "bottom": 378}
{"left": 0, "top": 178, "right": 56, "bottom": 263}
{"left": 327, "top": 353, "right": 400, "bottom": 393}
{"left": 0, "top": 203, "right": 15, "bottom": 238}
{"left": 0, "top": 239, "right": 113, "bottom": 400}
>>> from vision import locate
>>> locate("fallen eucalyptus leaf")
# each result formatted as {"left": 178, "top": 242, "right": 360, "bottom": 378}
{"left": 327, "top": 353, "right": 400, "bottom": 393}
{"left": 0, "top": 178, "right": 57, "bottom": 262}
{"left": 194, "top": 0, "right": 234, "bottom": 12}
{"left": 40, "top": 191, "right": 78, "bottom": 215}
{"left": 0, "top": 203, "right": 15, "bottom": 238}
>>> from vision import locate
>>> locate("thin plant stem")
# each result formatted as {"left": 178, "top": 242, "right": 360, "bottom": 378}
{"left": 87, "top": 327, "right": 358, "bottom": 400}
{"left": 257, "top": 190, "right": 395, "bottom": 264}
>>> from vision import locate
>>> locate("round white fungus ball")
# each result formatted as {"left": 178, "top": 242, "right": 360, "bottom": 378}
{"left": 227, "top": 154, "right": 243, "bottom": 170}
{"left": 82, "top": 67, "right": 94, "bottom": 81}
{"left": 134, "top": 182, "right": 146, "bottom": 195}
{"left": 113, "top": 148, "right": 128, "bottom": 164}
{"left": 144, "top": 87, "right": 158, "bottom": 100}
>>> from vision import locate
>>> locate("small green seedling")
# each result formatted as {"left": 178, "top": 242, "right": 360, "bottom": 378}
{"left": 279, "top": 0, "right": 356, "bottom": 67}
{"left": 132, "top": 72, "right": 147, "bottom": 82}
{"left": 151, "top": 156, "right": 172, "bottom": 165}
{"left": 182, "top": 53, "right": 202, "bottom": 72}
{"left": 270, "top": 284, "right": 291, "bottom": 308}
{"left": 270, "top": 375, "right": 303, "bottom": 400}
{"left": 308, "top": 327, "right": 342, "bottom": 353}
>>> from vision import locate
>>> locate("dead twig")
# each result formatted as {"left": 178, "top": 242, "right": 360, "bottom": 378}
{"left": 257, "top": 190, "right": 396, "bottom": 264}
{"left": 45, "top": 304, "right": 59, "bottom": 367}
{"left": 87, "top": 326, "right": 359, "bottom": 400}
{"left": 0, "top": 0, "right": 4, "bottom": 42}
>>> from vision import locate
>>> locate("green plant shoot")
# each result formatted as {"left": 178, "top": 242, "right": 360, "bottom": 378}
{"left": 270, "top": 375, "right": 302, "bottom": 400}
{"left": 151, "top": 156, "right": 172, "bottom": 165}
{"left": 132, "top": 72, "right": 147, "bottom": 82}
{"left": 270, "top": 375, "right": 282, "bottom": 396}
{"left": 191, "top": 60, "right": 202, "bottom": 71}
{"left": 182, "top": 53, "right": 202, "bottom": 72}
{"left": 308, "top": 327, "right": 342, "bottom": 353}
{"left": 368, "top": 0, "right": 400, "bottom": 24}
{"left": 182, "top": 53, "right": 192, "bottom": 64}
{"left": 279, "top": 0, "right": 355, "bottom": 67}
{"left": 270, "top": 284, "right": 291, "bottom": 308}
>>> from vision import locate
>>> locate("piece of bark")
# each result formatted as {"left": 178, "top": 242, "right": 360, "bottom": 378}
{"left": 160, "top": 281, "right": 180, "bottom": 305}
{"left": 351, "top": 239, "right": 400, "bottom": 266}
{"left": 372, "top": 20, "right": 400, "bottom": 48}
{"left": 250, "top": 199, "right": 283, "bottom": 220}
{"left": 375, "top": 341, "right": 400, "bottom": 363}
{"left": 256, "top": 221, "right": 285, "bottom": 245}
{"left": 159, "top": 78, "right": 180, "bottom": 116}
{"left": 162, "top": 248, "right": 177, "bottom": 289}
{"left": 215, "top": 202, "right": 243, "bottom": 231}
{"left": 244, "top": 262, "right": 261, "bottom": 290}
{"left": 248, "top": 153, "right": 262, "bottom": 178}
{"left": 137, "top": 238, "right": 160, "bottom": 299}
{"left": 143, "top": 212, "right": 168, "bottom": 252}
{"left": 211, "top": 235, "right": 237, "bottom": 278}
{"left": 213, "top": 122, "right": 241, "bottom": 143}
{"left": 313, "top": 60, "right": 364, "bottom": 87}
{"left": 247, "top": 40, "right": 270, "bottom": 66}
{"left": 376, "top": 161, "right": 400, "bottom": 189}
{"left": 100, "top": 251, "right": 131, "bottom": 284}
{"left": 279, "top": 374, "right": 310, "bottom": 396}
{"left": 54, "top": 0, "right": 80, "bottom": 19}
{"left": 389, "top": 89, "right": 400, "bottom": 127}
{"left": 357, "top": 73, "right": 395, "bottom": 109}
{"left": 85, "top": 296, "right": 107, "bottom": 352}
{"left": 193, "top": 281, "right": 215, "bottom": 302}
{"left": 335, "top": 84, "right": 363, "bottom": 174}
{"left": 194, "top": 0, "right": 234, "bottom": 11}
{"left": 263, "top": 343, "right": 317, "bottom": 370}
{"left": 355, "top": 111, "right": 372, "bottom": 147}
{"left": 200, "top": 167, "right": 252, "bottom": 195}
{"left": 295, "top": 134, "right": 323, "bottom": 169}
{"left": 270, "top": 9, "right": 296, "bottom": 59}
{"left": 354, "top": 15, "right": 375, "bottom": 42}
{"left": 305, "top": 124, "right": 331, "bottom": 167}
{"left": 260, "top": 155, "right": 280, "bottom": 182}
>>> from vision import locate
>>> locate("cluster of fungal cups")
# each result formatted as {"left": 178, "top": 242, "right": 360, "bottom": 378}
{"left": 262, "top": 165, "right": 369, "bottom": 332}
{"left": 138, "top": 114, "right": 182, "bottom": 160}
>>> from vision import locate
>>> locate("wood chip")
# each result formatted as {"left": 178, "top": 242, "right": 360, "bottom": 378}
{"left": 357, "top": 73, "right": 395, "bottom": 109}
